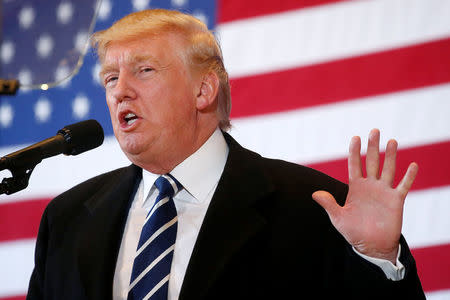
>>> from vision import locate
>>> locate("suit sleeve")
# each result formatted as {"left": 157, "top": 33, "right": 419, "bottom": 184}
{"left": 339, "top": 235, "right": 425, "bottom": 299}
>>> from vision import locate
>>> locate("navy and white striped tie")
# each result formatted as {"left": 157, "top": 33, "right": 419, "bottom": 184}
{"left": 128, "top": 174, "right": 182, "bottom": 300}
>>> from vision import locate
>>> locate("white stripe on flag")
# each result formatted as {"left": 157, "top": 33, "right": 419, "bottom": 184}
{"left": 217, "top": 0, "right": 450, "bottom": 78}
{"left": 0, "top": 239, "right": 35, "bottom": 298}
{"left": 426, "top": 289, "right": 450, "bottom": 300}
{"left": 230, "top": 83, "right": 450, "bottom": 164}
{"left": 403, "top": 185, "right": 450, "bottom": 249}
{"left": 0, "top": 136, "right": 128, "bottom": 204}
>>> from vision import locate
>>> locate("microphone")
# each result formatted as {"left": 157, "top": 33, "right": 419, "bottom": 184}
{"left": 0, "top": 119, "right": 104, "bottom": 171}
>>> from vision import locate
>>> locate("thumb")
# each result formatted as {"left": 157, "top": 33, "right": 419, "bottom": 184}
{"left": 312, "top": 190, "right": 340, "bottom": 220}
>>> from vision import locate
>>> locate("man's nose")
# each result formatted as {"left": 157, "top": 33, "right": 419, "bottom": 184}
{"left": 112, "top": 73, "right": 137, "bottom": 102}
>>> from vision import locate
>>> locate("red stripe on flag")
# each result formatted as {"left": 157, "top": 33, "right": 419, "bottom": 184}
{"left": 229, "top": 38, "right": 450, "bottom": 118}
{"left": 412, "top": 243, "right": 450, "bottom": 292}
{"left": 0, "top": 198, "right": 50, "bottom": 242}
{"left": 307, "top": 140, "right": 450, "bottom": 191}
{"left": 0, "top": 296, "right": 25, "bottom": 300}
{"left": 217, "top": 0, "right": 354, "bottom": 24}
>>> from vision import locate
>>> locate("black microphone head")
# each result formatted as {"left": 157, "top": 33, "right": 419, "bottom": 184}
{"left": 57, "top": 119, "right": 104, "bottom": 155}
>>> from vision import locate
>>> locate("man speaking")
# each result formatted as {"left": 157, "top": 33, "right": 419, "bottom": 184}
{"left": 26, "top": 9, "right": 425, "bottom": 300}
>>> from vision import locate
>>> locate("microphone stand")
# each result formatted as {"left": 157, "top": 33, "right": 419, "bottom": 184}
{"left": 0, "top": 165, "right": 36, "bottom": 195}
{"left": 0, "top": 148, "right": 42, "bottom": 195}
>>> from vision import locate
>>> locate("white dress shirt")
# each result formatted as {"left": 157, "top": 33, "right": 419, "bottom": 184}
{"left": 113, "top": 128, "right": 228, "bottom": 300}
{"left": 113, "top": 128, "right": 404, "bottom": 300}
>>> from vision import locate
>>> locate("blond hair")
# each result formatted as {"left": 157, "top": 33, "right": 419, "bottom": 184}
{"left": 91, "top": 9, "right": 231, "bottom": 130}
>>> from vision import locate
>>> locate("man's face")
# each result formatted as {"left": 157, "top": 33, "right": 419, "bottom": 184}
{"left": 100, "top": 34, "right": 201, "bottom": 172}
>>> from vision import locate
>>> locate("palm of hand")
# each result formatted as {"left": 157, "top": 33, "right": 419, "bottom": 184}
{"left": 312, "top": 129, "right": 418, "bottom": 263}
{"left": 336, "top": 177, "right": 404, "bottom": 259}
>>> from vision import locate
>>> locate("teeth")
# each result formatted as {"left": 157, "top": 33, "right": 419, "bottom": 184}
{"left": 123, "top": 112, "right": 138, "bottom": 125}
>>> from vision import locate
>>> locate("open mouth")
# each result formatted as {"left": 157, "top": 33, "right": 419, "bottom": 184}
{"left": 124, "top": 112, "right": 138, "bottom": 125}
{"left": 119, "top": 111, "right": 140, "bottom": 127}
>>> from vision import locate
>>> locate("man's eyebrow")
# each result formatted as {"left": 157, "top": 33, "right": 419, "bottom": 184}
{"left": 99, "top": 65, "right": 116, "bottom": 80}
{"left": 99, "top": 54, "right": 159, "bottom": 79}
{"left": 129, "top": 54, "right": 158, "bottom": 65}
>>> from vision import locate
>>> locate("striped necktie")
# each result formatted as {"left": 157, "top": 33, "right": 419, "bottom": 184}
{"left": 128, "top": 174, "right": 182, "bottom": 300}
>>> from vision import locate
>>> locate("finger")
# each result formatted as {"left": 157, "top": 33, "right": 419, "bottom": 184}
{"left": 312, "top": 190, "right": 341, "bottom": 221}
{"left": 396, "top": 162, "right": 419, "bottom": 199}
{"left": 348, "top": 136, "right": 363, "bottom": 182}
{"left": 380, "top": 139, "right": 398, "bottom": 187}
{"left": 366, "top": 129, "right": 380, "bottom": 178}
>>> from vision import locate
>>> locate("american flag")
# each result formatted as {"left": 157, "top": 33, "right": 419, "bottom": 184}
{"left": 1, "top": 0, "right": 449, "bottom": 299}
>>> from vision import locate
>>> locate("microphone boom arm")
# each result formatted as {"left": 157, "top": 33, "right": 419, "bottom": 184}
{"left": 0, "top": 139, "right": 57, "bottom": 195}
{"left": 0, "top": 119, "right": 104, "bottom": 195}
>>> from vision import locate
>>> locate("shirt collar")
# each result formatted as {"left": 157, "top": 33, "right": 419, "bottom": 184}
{"left": 142, "top": 128, "right": 229, "bottom": 203}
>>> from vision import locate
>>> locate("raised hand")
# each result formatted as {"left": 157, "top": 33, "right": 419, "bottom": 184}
{"left": 312, "top": 129, "right": 418, "bottom": 264}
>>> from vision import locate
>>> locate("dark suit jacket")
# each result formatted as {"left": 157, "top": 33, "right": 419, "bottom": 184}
{"left": 27, "top": 133, "right": 425, "bottom": 299}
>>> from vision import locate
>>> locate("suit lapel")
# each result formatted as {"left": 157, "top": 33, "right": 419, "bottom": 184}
{"left": 77, "top": 164, "right": 141, "bottom": 299}
{"left": 179, "top": 133, "right": 274, "bottom": 300}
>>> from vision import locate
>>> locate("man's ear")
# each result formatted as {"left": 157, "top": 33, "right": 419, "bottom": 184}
{"left": 196, "top": 71, "right": 220, "bottom": 111}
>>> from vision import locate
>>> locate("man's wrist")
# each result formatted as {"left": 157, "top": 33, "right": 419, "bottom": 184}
{"left": 352, "top": 244, "right": 405, "bottom": 281}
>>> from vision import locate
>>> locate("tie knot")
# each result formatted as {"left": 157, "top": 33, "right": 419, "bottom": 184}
{"left": 154, "top": 174, "right": 182, "bottom": 199}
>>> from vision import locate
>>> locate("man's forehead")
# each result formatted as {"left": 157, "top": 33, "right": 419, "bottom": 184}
{"left": 100, "top": 35, "right": 183, "bottom": 70}
{"left": 105, "top": 53, "right": 158, "bottom": 66}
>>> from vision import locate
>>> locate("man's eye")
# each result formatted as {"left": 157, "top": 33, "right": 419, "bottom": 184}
{"left": 104, "top": 76, "right": 118, "bottom": 86}
{"left": 141, "top": 67, "right": 153, "bottom": 73}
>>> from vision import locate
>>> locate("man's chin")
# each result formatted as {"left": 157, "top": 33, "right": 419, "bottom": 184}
{"left": 120, "top": 142, "right": 155, "bottom": 164}
{"left": 119, "top": 141, "right": 145, "bottom": 158}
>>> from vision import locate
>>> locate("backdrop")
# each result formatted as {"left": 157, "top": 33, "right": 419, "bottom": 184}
{"left": 1, "top": 0, "right": 449, "bottom": 299}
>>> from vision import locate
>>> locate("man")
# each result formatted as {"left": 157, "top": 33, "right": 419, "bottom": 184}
{"left": 27, "top": 9, "right": 425, "bottom": 300}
